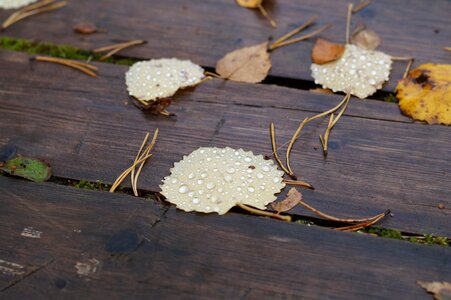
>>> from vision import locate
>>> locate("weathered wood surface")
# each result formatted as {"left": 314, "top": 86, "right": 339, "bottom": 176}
{"left": 0, "top": 177, "right": 449, "bottom": 299}
{"left": 0, "top": 50, "right": 449, "bottom": 236}
{"left": 1, "top": 0, "right": 450, "bottom": 92}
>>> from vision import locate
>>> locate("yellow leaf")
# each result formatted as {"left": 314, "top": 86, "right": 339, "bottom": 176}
{"left": 236, "top": 0, "right": 262, "bottom": 8}
{"left": 271, "top": 187, "right": 302, "bottom": 213}
{"left": 396, "top": 63, "right": 451, "bottom": 125}
{"left": 417, "top": 281, "right": 451, "bottom": 300}
{"left": 215, "top": 42, "right": 272, "bottom": 83}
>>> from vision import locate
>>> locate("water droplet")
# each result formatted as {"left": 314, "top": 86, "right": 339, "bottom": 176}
{"left": 205, "top": 206, "right": 211, "bottom": 210}
{"left": 256, "top": 173, "right": 264, "bottom": 179}
{"left": 178, "top": 185, "right": 189, "bottom": 194}
{"left": 188, "top": 173, "right": 195, "bottom": 179}
{"left": 206, "top": 182, "right": 215, "bottom": 190}
{"left": 192, "top": 198, "right": 199, "bottom": 204}
{"left": 248, "top": 186, "right": 255, "bottom": 193}
{"left": 235, "top": 162, "right": 241, "bottom": 166}
{"left": 244, "top": 157, "right": 252, "bottom": 163}
{"left": 200, "top": 172, "right": 207, "bottom": 178}
{"left": 237, "top": 187, "right": 242, "bottom": 191}
{"left": 272, "top": 177, "right": 281, "bottom": 183}
{"left": 246, "top": 169, "right": 253, "bottom": 174}
{"left": 262, "top": 165, "right": 270, "bottom": 172}
{"left": 188, "top": 192, "right": 194, "bottom": 197}
{"left": 260, "top": 185, "right": 266, "bottom": 190}
{"left": 198, "top": 190, "right": 204, "bottom": 195}
{"left": 197, "top": 179, "right": 204, "bottom": 185}
{"left": 224, "top": 175, "right": 232, "bottom": 182}
{"left": 227, "top": 167, "right": 235, "bottom": 174}
{"left": 217, "top": 187, "right": 224, "bottom": 193}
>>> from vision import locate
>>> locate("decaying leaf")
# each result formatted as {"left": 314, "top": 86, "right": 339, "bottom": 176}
{"left": 311, "top": 44, "right": 392, "bottom": 98}
{"left": 125, "top": 58, "right": 205, "bottom": 107}
{"left": 271, "top": 187, "right": 302, "bottom": 213}
{"left": 0, "top": 156, "right": 52, "bottom": 182}
{"left": 396, "top": 63, "right": 451, "bottom": 125}
{"left": 215, "top": 42, "right": 271, "bottom": 83}
{"left": 351, "top": 29, "right": 381, "bottom": 50}
{"left": 417, "top": 281, "right": 451, "bottom": 300}
{"left": 73, "top": 22, "right": 98, "bottom": 34}
{"left": 311, "top": 38, "right": 345, "bottom": 65}
{"left": 0, "top": 0, "right": 37, "bottom": 9}
{"left": 160, "top": 147, "right": 285, "bottom": 215}
{"left": 236, "top": 0, "right": 261, "bottom": 8}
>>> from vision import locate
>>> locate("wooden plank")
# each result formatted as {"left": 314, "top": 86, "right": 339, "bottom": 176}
{"left": 0, "top": 177, "right": 450, "bottom": 299}
{"left": 0, "top": 49, "right": 450, "bottom": 237}
{"left": 0, "top": 0, "right": 449, "bottom": 92}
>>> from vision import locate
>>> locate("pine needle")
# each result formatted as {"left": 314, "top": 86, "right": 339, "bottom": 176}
{"left": 2, "top": 1, "right": 66, "bottom": 30}
{"left": 237, "top": 202, "right": 291, "bottom": 222}
{"left": 352, "top": 0, "right": 372, "bottom": 13}
{"left": 345, "top": 3, "right": 353, "bottom": 44}
{"left": 271, "top": 16, "right": 317, "bottom": 47}
{"left": 270, "top": 23, "right": 332, "bottom": 50}
{"left": 33, "top": 56, "right": 97, "bottom": 77}
{"left": 270, "top": 122, "right": 292, "bottom": 176}
{"left": 283, "top": 179, "right": 314, "bottom": 190}
{"left": 257, "top": 4, "right": 276, "bottom": 28}
{"left": 93, "top": 40, "right": 146, "bottom": 61}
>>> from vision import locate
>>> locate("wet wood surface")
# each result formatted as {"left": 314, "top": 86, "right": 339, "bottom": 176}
{"left": 0, "top": 177, "right": 450, "bottom": 299}
{"left": 0, "top": 0, "right": 450, "bottom": 92}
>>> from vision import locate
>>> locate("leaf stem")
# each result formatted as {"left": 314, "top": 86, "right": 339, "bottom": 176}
{"left": 345, "top": 3, "right": 354, "bottom": 44}
{"left": 283, "top": 179, "right": 314, "bottom": 190}
{"left": 257, "top": 4, "right": 276, "bottom": 28}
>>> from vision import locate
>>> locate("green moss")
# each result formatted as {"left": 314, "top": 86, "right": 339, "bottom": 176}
{"left": 0, "top": 36, "right": 137, "bottom": 65}
{"left": 383, "top": 93, "right": 398, "bottom": 103}
{"left": 365, "top": 227, "right": 403, "bottom": 239}
{"left": 74, "top": 179, "right": 109, "bottom": 191}
{"left": 422, "top": 234, "right": 449, "bottom": 246}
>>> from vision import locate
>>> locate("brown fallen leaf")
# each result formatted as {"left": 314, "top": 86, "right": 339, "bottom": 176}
{"left": 396, "top": 63, "right": 451, "bottom": 125}
{"left": 271, "top": 187, "right": 302, "bottom": 213}
{"left": 216, "top": 42, "right": 271, "bottom": 83}
{"left": 417, "top": 281, "right": 451, "bottom": 300}
{"left": 311, "top": 38, "right": 345, "bottom": 65}
{"left": 351, "top": 29, "right": 381, "bottom": 50}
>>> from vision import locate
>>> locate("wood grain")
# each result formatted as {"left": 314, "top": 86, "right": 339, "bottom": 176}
{"left": 0, "top": 0, "right": 449, "bottom": 92}
{"left": 0, "top": 177, "right": 450, "bottom": 299}
{"left": 0, "top": 50, "right": 449, "bottom": 236}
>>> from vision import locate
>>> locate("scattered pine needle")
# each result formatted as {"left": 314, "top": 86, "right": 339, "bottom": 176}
{"left": 270, "top": 122, "right": 293, "bottom": 176}
{"left": 270, "top": 23, "right": 332, "bottom": 50}
{"left": 237, "top": 202, "right": 291, "bottom": 222}
{"left": 110, "top": 129, "right": 159, "bottom": 194}
{"left": 335, "top": 210, "right": 390, "bottom": 231}
{"left": 32, "top": 56, "right": 98, "bottom": 77}
{"left": 271, "top": 16, "right": 317, "bottom": 48}
{"left": 298, "top": 198, "right": 387, "bottom": 224}
{"left": 1, "top": 0, "right": 66, "bottom": 30}
{"left": 352, "top": 0, "right": 372, "bottom": 13}
{"left": 93, "top": 40, "right": 146, "bottom": 61}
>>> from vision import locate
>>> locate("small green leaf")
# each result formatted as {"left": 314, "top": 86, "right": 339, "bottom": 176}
{"left": 0, "top": 157, "right": 52, "bottom": 182}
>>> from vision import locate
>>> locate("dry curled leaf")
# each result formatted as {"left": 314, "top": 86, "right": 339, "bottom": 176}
{"left": 73, "top": 22, "right": 98, "bottom": 34}
{"left": 311, "top": 38, "right": 345, "bottom": 65}
{"left": 271, "top": 187, "right": 302, "bottom": 213}
{"left": 417, "top": 281, "right": 451, "bottom": 300}
{"left": 396, "top": 63, "right": 451, "bottom": 125}
{"left": 351, "top": 29, "right": 381, "bottom": 50}
{"left": 236, "top": 0, "right": 262, "bottom": 8}
{"left": 215, "top": 42, "right": 271, "bottom": 83}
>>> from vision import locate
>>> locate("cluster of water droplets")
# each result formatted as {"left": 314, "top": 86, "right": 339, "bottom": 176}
{"left": 125, "top": 58, "right": 204, "bottom": 102}
{"left": 160, "top": 147, "right": 285, "bottom": 215}
{"left": 311, "top": 44, "right": 392, "bottom": 99}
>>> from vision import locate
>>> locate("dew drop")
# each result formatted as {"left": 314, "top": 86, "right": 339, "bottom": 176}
{"left": 247, "top": 186, "right": 255, "bottom": 193}
{"left": 178, "top": 185, "right": 189, "bottom": 194}
{"left": 192, "top": 198, "right": 199, "bottom": 204}
{"left": 273, "top": 177, "right": 281, "bottom": 183}
{"left": 188, "top": 173, "right": 195, "bottom": 179}
{"left": 244, "top": 157, "right": 252, "bottom": 163}
{"left": 262, "top": 165, "right": 270, "bottom": 172}
{"left": 197, "top": 179, "right": 204, "bottom": 185}
{"left": 256, "top": 173, "right": 264, "bottom": 179}
{"left": 227, "top": 167, "right": 235, "bottom": 174}
{"left": 200, "top": 172, "right": 207, "bottom": 178}
{"left": 207, "top": 182, "right": 215, "bottom": 190}
{"left": 224, "top": 175, "right": 232, "bottom": 182}
{"left": 188, "top": 192, "right": 194, "bottom": 197}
